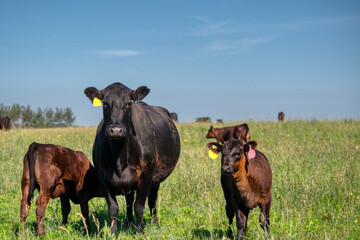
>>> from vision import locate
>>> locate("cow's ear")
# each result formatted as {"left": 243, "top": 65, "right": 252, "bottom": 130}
{"left": 207, "top": 142, "right": 222, "bottom": 154}
{"left": 131, "top": 86, "right": 150, "bottom": 101}
{"left": 84, "top": 87, "right": 103, "bottom": 102}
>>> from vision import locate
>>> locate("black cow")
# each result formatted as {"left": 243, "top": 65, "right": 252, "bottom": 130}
{"left": 84, "top": 82, "right": 180, "bottom": 235}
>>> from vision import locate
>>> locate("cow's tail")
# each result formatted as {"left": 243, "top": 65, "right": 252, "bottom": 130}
{"left": 27, "top": 142, "right": 38, "bottom": 205}
{"left": 243, "top": 123, "right": 249, "bottom": 143}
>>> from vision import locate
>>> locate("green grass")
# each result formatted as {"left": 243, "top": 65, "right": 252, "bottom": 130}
{"left": 0, "top": 120, "right": 359, "bottom": 239}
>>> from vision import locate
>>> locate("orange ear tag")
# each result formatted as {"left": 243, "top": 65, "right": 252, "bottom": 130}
{"left": 92, "top": 97, "right": 102, "bottom": 107}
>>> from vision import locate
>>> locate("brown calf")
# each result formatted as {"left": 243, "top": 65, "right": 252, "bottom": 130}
{"left": 196, "top": 117, "right": 211, "bottom": 122}
{"left": 278, "top": 112, "right": 285, "bottom": 121}
{"left": 20, "top": 142, "right": 103, "bottom": 236}
{"left": 206, "top": 123, "right": 250, "bottom": 144}
{"left": 0, "top": 116, "right": 10, "bottom": 130}
{"left": 207, "top": 140, "right": 272, "bottom": 240}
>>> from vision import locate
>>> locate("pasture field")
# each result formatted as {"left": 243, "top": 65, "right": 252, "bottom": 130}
{"left": 0, "top": 120, "right": 359, "bottom": 239}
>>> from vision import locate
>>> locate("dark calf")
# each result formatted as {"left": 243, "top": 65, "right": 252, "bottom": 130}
{"left": 0, "top": 116, "right": 10, "bottom": 130}
{"left": 170, "top": 112, "right": 178, "bottom": 122}
{"left": 206, "top": 123, "right": 250, "bottom": 144}
{"left": 20, "top": 142, "right": 103, "bottom": 236}
{"left": 207, "top": 140, "right": 272, "bottom": 240}
{"left": 278, "top": 112, "right": 285, "bottom": 121}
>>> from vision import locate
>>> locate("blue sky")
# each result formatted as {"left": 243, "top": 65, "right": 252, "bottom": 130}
{"left": 1, "top": 0, "right": 359, "bottom": 126}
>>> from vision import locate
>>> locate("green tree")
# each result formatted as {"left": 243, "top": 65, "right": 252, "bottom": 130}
{"left": 44, "top": 108, "right": 54, "bottom": 128}
{"left": 63, "top": 107, "right": 76, "bottom": 126}
{"left": 0, "top": 103, "right": 10, "bottom": 117}
{"left": 21, "top": 105, "right": 33, "bottom": 127}
{"left": 54, "top": 107, "right": 64, "bottom": 127}
{"left": 9, "top": 104, "right": 21, "bottom": 127}
{"left": 32, "top": 108, "right": 45, "bottom": 128}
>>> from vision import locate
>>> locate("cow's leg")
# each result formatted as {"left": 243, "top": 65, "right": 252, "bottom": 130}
{"left": 125, "top": 191, "right": 135, "bottom": 227}
{"left": 134, "top": 175, "right": 153, "bottom": 233}
{"left": 148, "top": 184, "right": 160, "bottom": 226}
{"left": 36, "top": 190, "right": 51, "bottom": 236}
{"left": 20, "top": 177, "right": 30, "bottom": 223}
{"left": 101, "top": 184, "right": 119, "bottom": 236}
{"left": 60, "top": 196, "right": 71, "bottom": 225}
{"left": 259, "top": 195, "right": 271, "bottom": 236}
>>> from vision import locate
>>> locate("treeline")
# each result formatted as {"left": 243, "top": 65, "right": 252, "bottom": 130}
{"left": 0, "top": 103, "right": 76, "bottom": 128}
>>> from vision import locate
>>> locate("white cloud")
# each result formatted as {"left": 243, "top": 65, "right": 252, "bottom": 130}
{"left": 208, "top": 38, "right": 266, "bottom": 52}
{"left": 192, "top": 16, "right": 236, "bottom": 36}
{"left": 92, "top": 50, "right": 143, "bottom": 57}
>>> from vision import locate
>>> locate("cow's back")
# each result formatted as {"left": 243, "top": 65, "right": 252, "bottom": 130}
{"left": 132, "top": 102, "right": 180, "bottom": 184}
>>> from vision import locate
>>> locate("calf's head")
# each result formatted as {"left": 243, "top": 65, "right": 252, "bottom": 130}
{"left": 206, "top": 126, "right": 216, "bottom": 138}
{"left": 207, "top": 140, "right": 257, "bottom": 174}
{"left": 85, "top": 82, "right": 149, "bottom": 139}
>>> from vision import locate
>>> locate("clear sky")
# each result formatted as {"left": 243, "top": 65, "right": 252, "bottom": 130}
{"left": 1, "top": 0, "right": 359, "bottom": 126}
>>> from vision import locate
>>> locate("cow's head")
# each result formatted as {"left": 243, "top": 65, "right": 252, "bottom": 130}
{"left": 206, "top": 126, "right": 216, "bottom": 138}
{"left": 85, "top": 82, "right": 150, "bottom": 139}
{"left": 207, "top": 140, "right": 257, "bottom": 174}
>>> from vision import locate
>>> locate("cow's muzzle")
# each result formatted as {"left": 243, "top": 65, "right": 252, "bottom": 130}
{"left": 106, "top": 124, "right": 127, "bottom": 138}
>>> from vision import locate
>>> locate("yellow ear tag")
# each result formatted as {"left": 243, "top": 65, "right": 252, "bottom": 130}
{"left": 92, "top": 97, "right": 102, "bottom": 107}
{"left": 208, "top": 149, "right": 218, "bottom": 160}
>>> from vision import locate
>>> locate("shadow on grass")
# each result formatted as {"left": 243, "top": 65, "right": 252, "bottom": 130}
{"left": 16, "top": 208, "right": 156, "bottom": 238}
{"left": 192, "top": 228, "right": 229, "bottom": 239}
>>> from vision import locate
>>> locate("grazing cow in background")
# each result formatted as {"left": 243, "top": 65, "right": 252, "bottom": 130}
{"left": 278, "top": 112, "right": 285, "bottom": 121}
{"left": 20, "top": 142, "right": 103, "bottom": 236}
{"left": 84, "top": 82, "right": 180, "bottom": 235}
{"left": 206, "top": 123, "right": 250, "bottom": 144}
{"left": 0, "top": 116, "right": 10, "bottom": 131}
{"left": 207, "top": 140, "right": 272, "bottom": 240}
{"left": 216, "top": 119, "right": 224, "bottom": 124}
{"left": 196, "top": 117, "right": 211, "bottom": 123}
{"left": 170, "top": 112, "right": 178, "bottom": 122}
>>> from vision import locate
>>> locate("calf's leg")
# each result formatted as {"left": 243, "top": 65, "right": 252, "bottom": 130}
{"left": 259, "top": 195, "right": 271, "bottom": 236}
{"left": 20, "top": 178, "right": 30, "bottom": 223}
{"left": 60, "top": 196, "right": 71, "bottom": 225}
{"left": 36, "top": 191, "right": 51, "bottom": 236}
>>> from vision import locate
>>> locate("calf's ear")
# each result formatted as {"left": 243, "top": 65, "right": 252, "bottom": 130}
{"left": 132, "top": 86, "right": 150, "bottom": 101}
{"left": 244, "top": 141, "right": 257, "bottom": 159}
{"left": 84, "top": 87, "right": 103, "bottom": 102}
{"left": 207, "top": 142, "right": 222, "bottom": 154}
{"left": 244, "top": 140, "right": 257, "bottom": 151}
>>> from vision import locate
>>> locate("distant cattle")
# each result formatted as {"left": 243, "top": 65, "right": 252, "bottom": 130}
{"left": 20, "top": 142, "right": 103, "bottom": 236}
{"left": 0, "top": 116, "right": 10, "bottom": 131}
{"left": 278, "top": 112, "right": 285, "bottom": 121}
{"left": 206, "top": 123, "right": 250, "bottom": 144}
{"left": 216, "top": 119, "right": 224, "bottom": 124}
{"left": 196, "top": 117, "right": 211, "bottom": 123}
{"left": 207, "top": 139, "right": 272, "bottom": 239}
{"left": 170, "top": 112, "right": 178, "bottom": 122}
{"left": 84, "top": 82, "right": 180, "bottom": 235}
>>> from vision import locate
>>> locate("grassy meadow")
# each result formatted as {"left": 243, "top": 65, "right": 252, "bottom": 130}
{"left": 0, "top": 120, "right": 359, "bottom": 239}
